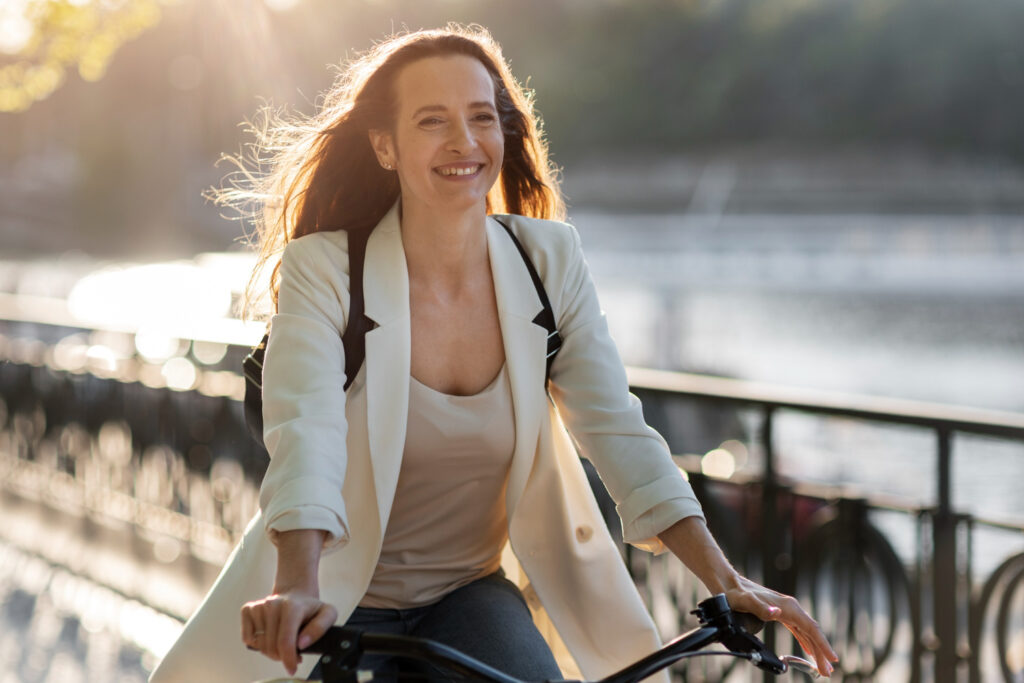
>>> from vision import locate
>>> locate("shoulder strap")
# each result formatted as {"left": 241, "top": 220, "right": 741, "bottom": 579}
{"left": 242, "top": 330, "right": 268, "bottom": 446}
{"left": 341, "top": 228, "right": 377, "bottom": 391}
{"left": 243, "top": 229, "right": 376, "bottom": 447}
{"left": 491, "top": 216, "right": 562, "bottom": 384}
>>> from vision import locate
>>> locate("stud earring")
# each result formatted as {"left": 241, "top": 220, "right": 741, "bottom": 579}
{"left": 381, "top": 162, "right": 392, "bottom": 170}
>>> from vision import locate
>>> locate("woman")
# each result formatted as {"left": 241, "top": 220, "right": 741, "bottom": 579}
{"left": 150, "top": 25, "right": 837, "bottom": 683}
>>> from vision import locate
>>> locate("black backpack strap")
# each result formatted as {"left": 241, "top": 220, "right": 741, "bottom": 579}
{"left": 243, "top": 229, "right": 376, "bottom": 447}
{"left": 341, "top": 228, "right": 377, "bottom": 391}
{"left": 492, "top": 216, "right": 563, "bottom": 383}
{"left": 242, "top": 329, "right": 269, "bottom": 446}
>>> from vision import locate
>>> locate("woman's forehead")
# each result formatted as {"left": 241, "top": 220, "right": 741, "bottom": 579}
{"left": 394, "top": 55, "right": 495, "bottom": 114}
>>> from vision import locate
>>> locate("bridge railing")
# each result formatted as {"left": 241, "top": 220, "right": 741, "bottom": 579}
{"left": 0, "top": 297, "right": 1022, "bottom": 682}
{"left": 625, "top": 367, "right": 1024, "bottom": 683}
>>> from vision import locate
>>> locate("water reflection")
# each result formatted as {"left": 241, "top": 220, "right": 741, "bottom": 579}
{"left": 0, "top": 540, "right": 180, "bottom": 681}
{"left": 67, "top": 263, "right": 232, "bottom": 329}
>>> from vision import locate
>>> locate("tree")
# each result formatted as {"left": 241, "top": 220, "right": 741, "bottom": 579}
{"left": 0, "top": 0, "right": 171, "bottom": 113}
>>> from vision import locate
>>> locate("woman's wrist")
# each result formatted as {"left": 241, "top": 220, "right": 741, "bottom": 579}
{"left": 657, "top": 516, "right": 742, "bottom": 595}
{"left": 272, "top": 528, "right": 327, "bottom": 595}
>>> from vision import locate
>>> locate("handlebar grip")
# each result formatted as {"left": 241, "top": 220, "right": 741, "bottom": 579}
{"left": 732, "top": 611, "right": 766, "bottom": 635}
{"left": 301, "top": 625, "right": 361, "bottom": 654}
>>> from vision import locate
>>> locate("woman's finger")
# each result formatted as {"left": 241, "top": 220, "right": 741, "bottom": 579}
{"left": 782, "top": 616, "right": 836, "bottom": 676}
{"left": 747, "top": 588, "right": 836, "bottom": 677}
{"left": 261, "top": 600, "right": 282, "bottom": 661}
{"left": 790, "top": 613, "right": 838, "bottom": 665}
{"left": 277, "top": 600, "right": 314, "bottom": 675}
{"left": 246, "top": 603, "right": 270, "bottom": 653}
{"left": 297, "top": 603, "right": 339, "bottom": 650}
{"left": 240, "top": 604, "right": 256, "bottom": 649}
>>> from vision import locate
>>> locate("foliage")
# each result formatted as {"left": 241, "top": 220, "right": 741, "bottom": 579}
{"left": 496, "top": 0, "right": 1024, "bottom": 161}
{"left": 0, "top": 0, "right": 171, "bottom": 113}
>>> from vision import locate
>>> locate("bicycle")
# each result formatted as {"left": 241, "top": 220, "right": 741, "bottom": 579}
{"left": 255, "top": 594, "right": 822, "bottom": 682}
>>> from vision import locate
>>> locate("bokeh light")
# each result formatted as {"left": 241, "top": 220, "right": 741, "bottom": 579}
{"left": 701, "top": 448, "right": 736, "bottom": 480}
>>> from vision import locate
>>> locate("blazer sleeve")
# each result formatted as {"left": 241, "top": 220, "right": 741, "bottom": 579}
{"left": 259, "top": 233, "right": 352, "bottom": 550}
{"left": 545, "top": 224, "right": 704, "bottom": 553}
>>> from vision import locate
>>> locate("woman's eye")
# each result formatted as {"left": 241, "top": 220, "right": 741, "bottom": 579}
{"left": 419, "top": 117, "right": 443, "bottom": 126}
{"left": 474, "top": 113, "right": 496, "bottom": 123}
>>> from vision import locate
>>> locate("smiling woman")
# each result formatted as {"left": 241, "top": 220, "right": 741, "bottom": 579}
{"left": 213, "top": 24, "right": 562, "bottom": 322}
{"left": 150, "top": 23, "right": 837, "bottom": 683}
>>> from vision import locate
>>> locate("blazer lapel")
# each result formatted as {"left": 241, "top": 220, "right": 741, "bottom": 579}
{"left": 485, "top": 216, "right": 548, "bottom": 516}
{"left": 362, "top": 203, "right": 411, "bottom": 536}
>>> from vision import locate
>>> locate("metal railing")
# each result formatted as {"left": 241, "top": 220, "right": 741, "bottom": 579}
{"left": 0, "top": 303, "right": 1022, "bottom": 682}
{"left": 624, "top": 367, "right": 1024, "bottom": 683}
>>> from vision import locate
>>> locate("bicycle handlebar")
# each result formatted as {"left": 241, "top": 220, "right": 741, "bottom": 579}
{"left": 690, "top": 594, "right": 787, "bottom": 675}
{"left": 293, "top": 594, "right": 815, "bottom": 682}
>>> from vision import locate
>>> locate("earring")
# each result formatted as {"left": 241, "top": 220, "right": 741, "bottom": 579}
{"left": 381, "top": 161, "right": 392, "bottom": 170}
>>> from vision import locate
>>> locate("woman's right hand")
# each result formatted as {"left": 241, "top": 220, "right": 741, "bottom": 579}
{"left": 242, "top": 528, "right": 335, "bottom": 676}
{"left": 241, "top": 589, "right": 338, "bottom": 676}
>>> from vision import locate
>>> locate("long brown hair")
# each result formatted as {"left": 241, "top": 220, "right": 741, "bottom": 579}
{"left": 216, "top": 23, "right": 566, "bottom": 318}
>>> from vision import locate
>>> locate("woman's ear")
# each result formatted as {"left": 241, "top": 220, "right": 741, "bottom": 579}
{"left": 368, "top": 129, "right": 395, "bottom": 170}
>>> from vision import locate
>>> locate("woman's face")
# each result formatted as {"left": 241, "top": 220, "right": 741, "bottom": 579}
{"left": 373, "top": 54, "right": 505, "bottom": 215}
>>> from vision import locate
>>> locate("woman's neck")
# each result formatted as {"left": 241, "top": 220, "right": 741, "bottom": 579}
{"left": 399, "top": 200, "right": 489, "bottom": 291}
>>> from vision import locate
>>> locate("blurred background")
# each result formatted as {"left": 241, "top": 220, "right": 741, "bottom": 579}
{"left": 1, "top": 0, "right": 1023, "bottom": 681}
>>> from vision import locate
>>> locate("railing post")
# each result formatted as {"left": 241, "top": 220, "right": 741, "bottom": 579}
{"left": 933, "top": 427, "right": 959, "bottom": 683}
{"left": 760, "top": 405, "right": 779, "bottom": 683}
{"left": 760, "top": 405, "right": 779, "bottom": 584}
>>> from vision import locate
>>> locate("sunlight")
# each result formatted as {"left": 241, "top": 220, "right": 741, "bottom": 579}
{"left": 67, "top": 262, "right": 233, "bottom": 329}
{"left": 0, "top": 0, "right": 169, "bottom": 111}
{"left": 701, "top": 448, "right": 737, "bottom": 480}
{"left": 161, "top": 356, "right": 198, "bottom": 390}
{"left": 0, "top": 1, "right": 33, "bottom": 54}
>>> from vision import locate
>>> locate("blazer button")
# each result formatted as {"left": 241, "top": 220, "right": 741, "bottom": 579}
{"left": 575, "top": 525, "right": 593, "bottom": 543}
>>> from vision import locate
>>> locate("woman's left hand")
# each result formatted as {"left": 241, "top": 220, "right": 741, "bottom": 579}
{"left": 721, "top": 576, "right": 838, "bottom": 678}
{"left": 657, "top": 516, "right": 839, "bottom": 677}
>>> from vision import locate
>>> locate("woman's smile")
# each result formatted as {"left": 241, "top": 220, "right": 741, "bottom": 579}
{"left": 435, "top": 162, "right": 484, "bottom": 178}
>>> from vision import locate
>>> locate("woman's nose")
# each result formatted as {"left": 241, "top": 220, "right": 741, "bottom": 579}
{"left": 446, "top": 118, "right": 477, "bottom": 153}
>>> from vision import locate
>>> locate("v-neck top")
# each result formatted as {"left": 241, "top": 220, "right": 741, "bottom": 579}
{"left": 359, "top": 365, "right": 516, "bottom": 608}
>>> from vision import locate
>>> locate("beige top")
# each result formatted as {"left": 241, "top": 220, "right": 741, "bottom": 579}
{"left": 359, "top": 365, "right": 515, "bottom": 608}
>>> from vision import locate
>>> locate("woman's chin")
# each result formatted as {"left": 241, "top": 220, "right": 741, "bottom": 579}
{"left": 404, "top": 187, "right": 492, "bottom": 214}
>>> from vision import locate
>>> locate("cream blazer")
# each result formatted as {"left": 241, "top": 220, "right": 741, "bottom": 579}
{"left": 150, "top": 204, "right": 704, "bottom": 683}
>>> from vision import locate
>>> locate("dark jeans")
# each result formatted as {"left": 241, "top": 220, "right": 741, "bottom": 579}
{"left": 307, "top": 572, "right": 562, "bottom": 681}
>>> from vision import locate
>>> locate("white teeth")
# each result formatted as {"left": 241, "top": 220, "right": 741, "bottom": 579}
{"left": 440, "top": 165, "right": 479, "bottom": 176}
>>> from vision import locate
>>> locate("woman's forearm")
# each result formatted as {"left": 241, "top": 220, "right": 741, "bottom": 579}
{"left": 658, "top": 516, "right": 837, "bottom": 675}
{"left": 656, "top": 516, "right": 742, "bottom": 594}
{"left": 272, "top": 529, "right": 327, "bottom": 595}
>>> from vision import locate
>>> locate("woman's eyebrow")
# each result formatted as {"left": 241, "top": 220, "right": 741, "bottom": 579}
{"left": 410, "top": 101, "right": 496, "bottom": 119}
{"left": 411, "top": 104, "right": 446, "bottom": 119}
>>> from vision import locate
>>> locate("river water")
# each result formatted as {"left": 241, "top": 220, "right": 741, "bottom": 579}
{"left": 574, "top": 210, "right": 1024, "bottom": 538}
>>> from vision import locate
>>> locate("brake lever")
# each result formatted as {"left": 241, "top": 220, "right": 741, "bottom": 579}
{"left": 782, "top": 655, "right": 822, "bottom": 679}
